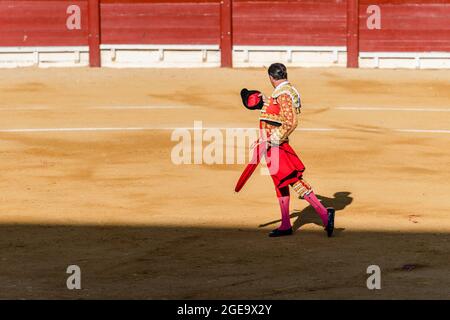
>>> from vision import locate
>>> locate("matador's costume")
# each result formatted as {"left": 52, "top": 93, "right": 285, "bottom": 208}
{"left": 236, "top": 81, "right": 335, "bottom": 237}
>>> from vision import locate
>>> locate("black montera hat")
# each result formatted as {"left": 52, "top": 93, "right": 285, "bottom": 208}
{"left": 240, "top": 88, "right": 264, "bottom": 110}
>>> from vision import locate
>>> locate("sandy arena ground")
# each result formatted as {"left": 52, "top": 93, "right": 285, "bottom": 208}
{"left": 0, "top": 67, "right": 449, "bottom": 299}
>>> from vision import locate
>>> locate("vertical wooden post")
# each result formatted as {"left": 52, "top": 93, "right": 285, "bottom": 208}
{"left": 220, "top": 0, "right": 233, "bottom": 67}
{"left": 346, "top": 0, "right": 359, "bottom": 68}
{"left": 88, "top": 0, "right": 101, "bottom": 67}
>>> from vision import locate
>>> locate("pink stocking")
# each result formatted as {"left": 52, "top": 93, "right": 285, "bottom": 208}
{"left": 303, "top": 191, "right": 328, "bottom": 226}
{"left": 276, "top": 186, "right": 291, "bottom": 230}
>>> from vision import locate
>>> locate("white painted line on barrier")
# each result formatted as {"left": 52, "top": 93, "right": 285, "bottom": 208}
{"left": 167, "top": 127, "right": 337, "bottom": 132}
{"left": 2, "top": 105, "right": 449, "bottom": 113}
{"left": 0, "top": 127, "right": 336, "bottom": 133}
{"left": 336, "top": 106, "right": 450, "bottom": 112}
{"left": 0, "top": 106, "right": 49, "bottom": 110}
{"left": 395, "top": 129, "right": 450, "bottom": 134}
{"left": 0, "top": 105, "right": 193, "bottom": 111}
{"left": 0, "top": 127, "right": 149, "bottom": 133}
{"left": 1, "top": 126, "right": 450, "bottom": 134}
{"left": 91, "top": 105, "right": 192, "bottom": 110}
{"left": 296, "top": 128, "right": 336, "bottom": 132}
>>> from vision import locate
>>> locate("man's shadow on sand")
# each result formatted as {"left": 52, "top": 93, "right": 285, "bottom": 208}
{"left": 259, "top": 192, "right": 353, "bottom": 235}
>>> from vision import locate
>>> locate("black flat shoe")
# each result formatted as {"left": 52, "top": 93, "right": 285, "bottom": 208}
{"left": 269, "top": 227, "right": 293, "bottom": 237}
{"left": 325, "top": 207, "right": 335, "bottom": 237}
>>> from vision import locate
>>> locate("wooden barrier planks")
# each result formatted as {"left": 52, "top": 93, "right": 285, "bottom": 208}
{"left": 0, "top": 0, "right": 88, "bottom": 46}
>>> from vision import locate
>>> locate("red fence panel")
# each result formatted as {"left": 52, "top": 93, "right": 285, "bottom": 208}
{"left": 1, "top": 0, "right": 450, "bottom": 66}
{"left": 0, "top": 0, "right": 88, "bottom": 46}
{"left": 232, "top": 0, "right": 347, "bottom": 46}
{"left": 100, "top": 0, "right": 220, "bottom": 44}
{"left": 359, "top": 0, "right": 450, "bottom": 52}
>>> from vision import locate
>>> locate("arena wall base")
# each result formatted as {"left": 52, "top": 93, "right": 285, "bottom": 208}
{"left": 99, "top": 45, "right": 220, "bottom": 68}
{"left": 1, "top": 46, "right": 450, "bottom": 69}
{"left": 359, "top": 52, "right": 450, "bottom": 69}
{"left": 0, "top": 47, "right": 89, "bottom": 68}
{"left": 232, "top": 46, "right": 348, "bottom": 68}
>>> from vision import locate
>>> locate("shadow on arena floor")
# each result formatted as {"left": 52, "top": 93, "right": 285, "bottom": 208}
{"left": 0, "top": 221, "right": 448, "bottom": 299}
{"left": 259, "top": 192, "right": 353, "bottom": 233}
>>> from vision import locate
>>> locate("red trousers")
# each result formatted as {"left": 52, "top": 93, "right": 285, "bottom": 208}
{"left": 266, "top": 142, "right": 305, "bottom": 195}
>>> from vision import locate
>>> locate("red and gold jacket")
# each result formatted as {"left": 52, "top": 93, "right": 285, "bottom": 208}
{"left": 259, "top": 81, "right": 302, "bottom": 145}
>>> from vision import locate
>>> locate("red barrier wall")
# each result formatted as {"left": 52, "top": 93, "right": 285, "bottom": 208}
{"left": 100, "top": 1, "right": 220, "bottom": 44}
{"left": 2, "top": 0, "right": 449, "bottom": 50}
{"left": 359, "top": 1, "right": 450, "bottom": 52}
{"left": 0, "top": 0, "right": 450, "bottom": 67}
{"left": 0, "top": 0, "right": 88, "bottom": 46}
{"left": 233, "top": 0, "right": 347, "bottom": 46}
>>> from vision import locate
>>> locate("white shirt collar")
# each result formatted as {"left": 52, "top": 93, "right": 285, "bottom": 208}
{"left": 275, "top": 80, "right": 289, "bottom": 90}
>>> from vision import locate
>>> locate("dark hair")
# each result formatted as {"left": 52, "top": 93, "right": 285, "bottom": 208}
{"left": 268, "top": 63, "right": 288, "bottom": 80}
